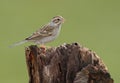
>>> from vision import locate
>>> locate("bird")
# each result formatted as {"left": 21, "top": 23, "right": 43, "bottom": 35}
{"left": 10, "top": 16, "right": 65, "bottom": 47}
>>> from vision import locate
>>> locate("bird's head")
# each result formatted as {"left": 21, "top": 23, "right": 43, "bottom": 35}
{"left": 50, "top": 16, "right": 65, "bottom": 26}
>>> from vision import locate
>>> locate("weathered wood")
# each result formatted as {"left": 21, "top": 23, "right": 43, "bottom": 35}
{"left": 25, "top": 43, "right": 114, "bottom": 83}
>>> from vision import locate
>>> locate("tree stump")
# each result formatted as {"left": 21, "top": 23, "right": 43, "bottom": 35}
{"left": 25, "top": 43, "right": 114, "bottom": 83}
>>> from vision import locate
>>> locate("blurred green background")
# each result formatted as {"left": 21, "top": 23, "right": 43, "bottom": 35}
{"left": 0, "top": 0, "right": 120, "bottom": 83}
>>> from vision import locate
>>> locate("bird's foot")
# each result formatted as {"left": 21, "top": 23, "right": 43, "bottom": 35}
{"left": 40, "top": 45, "right": 46, "bottom": 53}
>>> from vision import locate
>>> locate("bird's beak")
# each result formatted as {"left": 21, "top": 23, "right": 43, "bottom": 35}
{"left": 62, "top": 18, "right": 65, "bottom": 23}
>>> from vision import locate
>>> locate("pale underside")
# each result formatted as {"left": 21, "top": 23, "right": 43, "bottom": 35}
{"left": 26, "top": 24, "right": 61, "bottom": 44}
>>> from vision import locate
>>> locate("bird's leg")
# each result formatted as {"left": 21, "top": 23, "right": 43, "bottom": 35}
{"left": 40, "top": 44, "right": 46, "bottom": 53}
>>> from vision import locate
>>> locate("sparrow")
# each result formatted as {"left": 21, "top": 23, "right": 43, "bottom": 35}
{"left": 10, "top": 16, "right": 65, "bottom": 47}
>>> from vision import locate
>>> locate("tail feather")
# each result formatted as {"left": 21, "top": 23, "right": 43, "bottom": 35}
{"left": 9, "top": 40, "right": 28, "bottom": 48}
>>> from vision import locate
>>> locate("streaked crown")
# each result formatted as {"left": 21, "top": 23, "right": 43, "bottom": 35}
{"left": 51, "top": 16, "right": 65, "bottom": 25}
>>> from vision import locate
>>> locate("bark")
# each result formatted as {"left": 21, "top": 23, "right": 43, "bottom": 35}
{"left": 25, "top": 43, "right": 114, "bottom": 83}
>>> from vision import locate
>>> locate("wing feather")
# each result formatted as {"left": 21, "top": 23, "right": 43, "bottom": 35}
{"left": 25, "top": 24, "right": 55, "bottom": 40}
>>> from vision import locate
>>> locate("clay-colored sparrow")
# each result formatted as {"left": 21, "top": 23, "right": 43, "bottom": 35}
{"left": 10, "top": 16, "right": 65, "bottom": 47}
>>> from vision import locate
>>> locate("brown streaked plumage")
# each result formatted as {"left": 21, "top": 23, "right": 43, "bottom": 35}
{"left": 10, "top": 16, "right": 65, "bottom": 47}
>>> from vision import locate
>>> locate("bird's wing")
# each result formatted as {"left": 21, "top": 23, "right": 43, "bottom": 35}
{"left": 25, "top": 24, "right": 55, "bottom": 40}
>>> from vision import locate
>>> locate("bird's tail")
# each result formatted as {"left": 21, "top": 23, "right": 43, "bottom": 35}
{"left": 9, "top": 40, "right": 28, "bottom": 48}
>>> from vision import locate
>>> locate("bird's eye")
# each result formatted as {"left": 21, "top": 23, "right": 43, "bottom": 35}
{"left": 52, "top": 18, "right": 61, "bottom": 23}
{"left": 56, "top": 19, "right": 60, "bottom": 21}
